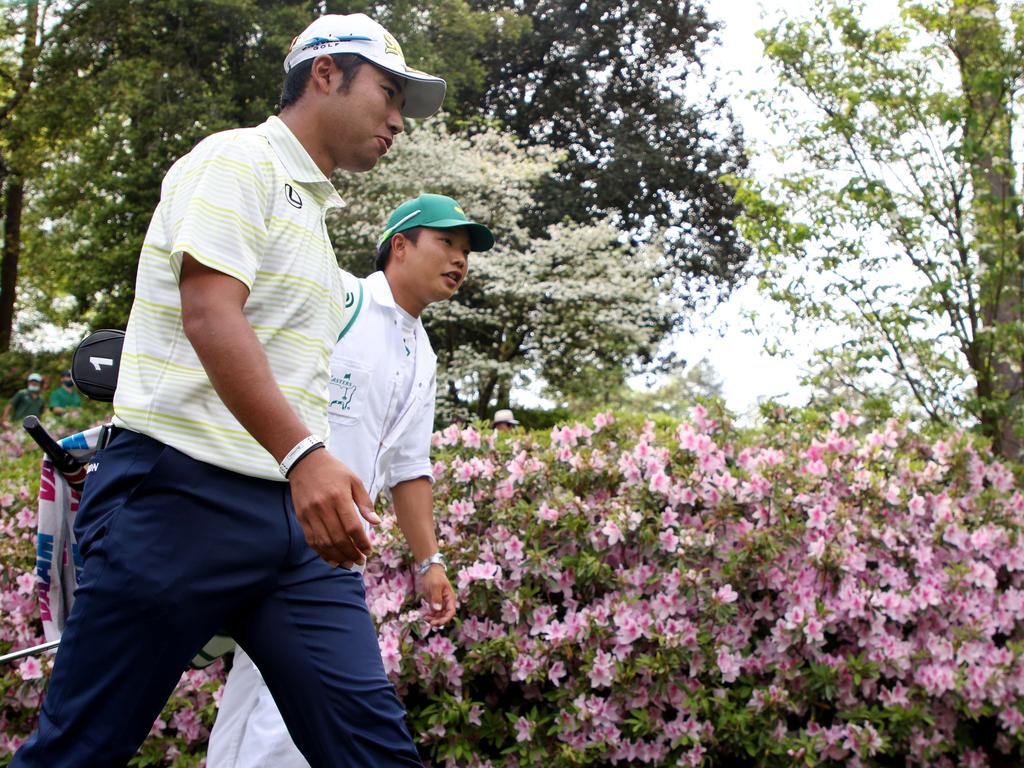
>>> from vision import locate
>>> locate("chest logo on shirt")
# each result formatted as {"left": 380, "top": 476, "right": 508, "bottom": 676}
{"left": 284, "top": 183, "right": 303, "bottom": 209}
{"left": 330, "top": 373, "right": 357, "bottom": 411}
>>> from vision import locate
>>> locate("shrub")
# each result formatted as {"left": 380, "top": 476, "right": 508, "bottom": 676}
{"left": 371, "top": 408, "right": 1024, "bottom": 766}
{"left": 1, "top": 407, "right": 1023, "bottom": 766}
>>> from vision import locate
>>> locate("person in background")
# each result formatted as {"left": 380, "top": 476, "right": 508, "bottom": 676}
{"left": 2, "top": 372, "right": 45, "bottom": 428}
{"left": 208, "top": 193, "right": 494, "bottom": 767}
{"left": 492, "top": 407, "right": 520, "bottom": 432}
{"left": 48, "top": 369, "right": 82, "bottom": 417}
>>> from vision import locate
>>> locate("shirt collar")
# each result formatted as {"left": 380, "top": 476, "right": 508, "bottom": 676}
{"left": 367, "top": 270, "right": 396, "bottom": 309}
{"left": 260, "top": 115, "right": 344, "bottom": 207}
{"left": 368, "top": 271, "right": 423, "bottom": 331}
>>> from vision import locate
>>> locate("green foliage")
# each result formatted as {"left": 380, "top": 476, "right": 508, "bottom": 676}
{"left": 564, "top": 358, "right": 726, "bottom": 418}
{"left": 23, "top": 0, "right": 314, "bottom": 330}
{"left": 18, "top": 0, "right": 525, "bottom": 333}
{"left": 467, "top": 0, "right": 751, "bottom": 309}
{"left": 0, "top": 349, "right": 66, "bottom": 400}
{"left": 739, "top": 0, "right": 1024, "bottom": 459}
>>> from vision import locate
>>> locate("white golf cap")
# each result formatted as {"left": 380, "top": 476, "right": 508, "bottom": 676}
{"left": 492, "top": 408, "right": 519, "bottom": 426}
{"left": 284, "top": 13, "right": 446, "bottom": 119}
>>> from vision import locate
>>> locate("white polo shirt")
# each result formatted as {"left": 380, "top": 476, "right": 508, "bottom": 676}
{"left": 113, "top": 116, "right": 359, "bottom": 481}
{"left": 327, "top": 271, "right": 436, "bottom": 501}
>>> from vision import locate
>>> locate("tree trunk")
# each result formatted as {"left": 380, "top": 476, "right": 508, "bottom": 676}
{"left": 495, "top": 379, "right": 511, "bottom": 411}
{"left": 477, "top": 372, "right": 498, "bottom": 420}
{"left": 0, "top": 1, "right": 39, "bottom": 352}
{"left": 0, "top": 177, "right": 23, "bottom": 352}
{"left": 954, "top": 0, "right": 1024, "bottom": 459}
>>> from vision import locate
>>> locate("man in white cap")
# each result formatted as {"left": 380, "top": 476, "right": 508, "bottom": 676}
{"left": 207, "top": 193, "right": 495, "bottom": 767}
{"left": 2, "top": 372, "right": 45, "bottom": 427}
{"left": 14, "top": 14, "right": 444, "bottom": 768}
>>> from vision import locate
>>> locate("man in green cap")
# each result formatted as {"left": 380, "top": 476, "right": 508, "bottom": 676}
{"left": 207, "top": 194, "right": 494, "bottom": 768}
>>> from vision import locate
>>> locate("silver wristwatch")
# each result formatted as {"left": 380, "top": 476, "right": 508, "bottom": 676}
{"left": 417, "top": 552, "right": 447, "bottom": 576}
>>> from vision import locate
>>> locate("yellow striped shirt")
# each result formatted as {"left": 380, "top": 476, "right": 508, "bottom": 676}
{"left": 113, "top": 116, "right": 358, "bottom": 480}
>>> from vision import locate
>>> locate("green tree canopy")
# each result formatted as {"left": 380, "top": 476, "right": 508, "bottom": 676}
{"left": 21, "top": 0, "right": 523, "bottom": 330}
{"left": 468, "top": 0, "right": 751, "bottom": 311}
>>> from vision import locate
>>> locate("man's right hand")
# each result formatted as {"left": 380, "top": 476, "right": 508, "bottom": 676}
{"left": 288, "top": 448, "right": 381, "bottom": 566}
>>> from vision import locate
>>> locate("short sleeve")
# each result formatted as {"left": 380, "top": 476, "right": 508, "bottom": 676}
{"left": 384, "top": 375, "right": 437, "bottom": 489}
{"left": 164, "top": 136, "right": 270, "bottom": 289}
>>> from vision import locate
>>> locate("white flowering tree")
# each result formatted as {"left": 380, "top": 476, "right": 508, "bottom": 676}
{"left": 330, "top": 119, "right": 675, "bottom": 419}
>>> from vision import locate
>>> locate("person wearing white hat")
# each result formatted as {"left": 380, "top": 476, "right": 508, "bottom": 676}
{"left": 13, "top": 13, "right": 445, "bottom": 768}
{"left": 2, "top": 372, "right": 45, "bottom": 427}
{"left": 492, "top": 408, "right": 520, "bottom": 432}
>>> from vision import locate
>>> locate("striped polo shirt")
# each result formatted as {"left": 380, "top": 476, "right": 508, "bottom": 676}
{"left": 112, "top": 115, "right": 359, "bottom": 481}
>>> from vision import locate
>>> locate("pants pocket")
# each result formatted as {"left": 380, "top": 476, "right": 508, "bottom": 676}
{"left": 73, "top": 431, "right": 168, "bottom": 559}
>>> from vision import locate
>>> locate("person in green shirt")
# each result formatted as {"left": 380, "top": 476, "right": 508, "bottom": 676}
{"left": 48, "top": 369, "right": 82, "bottom": 416}
{"left": 2, "top": 372, "right": 45, "bottom": 427}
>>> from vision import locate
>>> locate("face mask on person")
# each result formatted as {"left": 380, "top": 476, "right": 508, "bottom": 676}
{"left": 27, "top": 384, "right": 40, "bottom": 393}
{"left": 62, "top": 378, "right": 73, "bottom": 389}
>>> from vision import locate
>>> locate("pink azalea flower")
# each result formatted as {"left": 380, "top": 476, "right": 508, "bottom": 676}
{"left": 601, "top": 520, "right": 623, "bottom": 547}
{"left": 170, "top": 708, "right": 201, "bottom": 743}
{"left": 17, "top": 656, "right": 42, "bottom": 681}
{"left": 589, "top": 650, "right": 616, "bottom": 689}
{"left": 716, "top": 647, "right": 742, "bottom": 683}
{"left": 379, "top": 632, "right": 403, "bottom": 676}
{"left": 503, "top": 536, "right": 524, "bottom": 562}
{"left": 998, "top": 706, "right": 1024, "bottom": 735}
{"left": 456, "top": 561, "right": 502, "bottom": 591}
{"left": 15, "top": 507, "right": 34, "bottom": 528}
{"left": 649, "top": 471, "right": 671, "bottom": 494}
{"left": 715, "top": 584, "right": 738, "bottom": 604}
{"left": 460, "top": 427, "right": 481, "bottom": 448}
{"left": 148, "top": 717, "right": 167, "bottom": 738}
{"left": 659, "top": 529, "right": 679, "bottom": 552}
{"left": 15, "top": 572, "right": 34, "bottom": 596}
{"left": 548, "top": 660, "right": 567, "bottom": 685}
{"left": 537, "top": 502, "right": 560, "bottom": 522}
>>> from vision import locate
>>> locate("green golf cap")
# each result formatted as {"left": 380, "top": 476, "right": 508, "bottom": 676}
{"left": 377, "top": 194, "right": 495, "bottom": 252}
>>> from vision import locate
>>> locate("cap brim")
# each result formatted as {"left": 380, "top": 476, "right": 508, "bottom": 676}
{"left": 363, "top": 57, "right": 446, "bottom": 118}
{"left": 420, "top": 217, "right": 495, "bottom": 251}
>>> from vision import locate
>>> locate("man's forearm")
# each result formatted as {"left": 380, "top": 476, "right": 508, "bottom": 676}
{"left": 391, "top": 478, "right": 439, "bottom": 562}
{"left": 180, "top": 256, "right": 313, "bottom": 463}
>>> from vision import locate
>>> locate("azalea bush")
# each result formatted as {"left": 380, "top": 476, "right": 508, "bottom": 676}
{"left": 369, "top": 407, "right": 1024, "bottom": 767}
{"left": 0, "top": 407, "right": 224, "bottom": 767}
{"left": 2, "top": 406, "right": 1024, "bottom": 766}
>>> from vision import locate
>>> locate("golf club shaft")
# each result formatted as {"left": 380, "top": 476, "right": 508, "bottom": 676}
{"left": 0, "top": 638, "right": 60, "bottom": 664}
{"left": 22, "top": 416, "right": 88, "bottom": 491}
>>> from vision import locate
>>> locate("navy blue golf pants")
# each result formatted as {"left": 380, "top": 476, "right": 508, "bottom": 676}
{"left": 13, "top": 428, "right": 422, "bottom": 767}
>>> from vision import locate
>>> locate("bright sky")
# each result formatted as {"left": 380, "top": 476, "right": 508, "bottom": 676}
{"left": 660, "top": 0, "right": 902, "bottom": 415}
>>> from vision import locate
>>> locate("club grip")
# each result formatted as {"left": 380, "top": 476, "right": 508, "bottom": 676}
{"left": 22, "top": 416, "right": 88, "bottom": 491}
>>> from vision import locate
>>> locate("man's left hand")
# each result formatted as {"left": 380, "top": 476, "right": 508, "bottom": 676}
{"left": 420, "top": 567, "right": 456, "bottom": 627}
